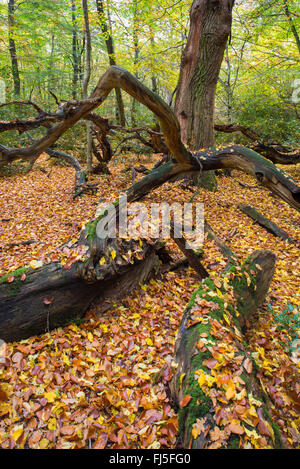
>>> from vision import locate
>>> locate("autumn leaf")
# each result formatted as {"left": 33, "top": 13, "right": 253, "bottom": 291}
{"left": 180, "top": 395, "right": 192, "bottom": 408}
{"left": 43, "top": 297, "right": 53, "bottom": 305}
{"left": 93, "top": 432, "right": 108, "bottom": 449}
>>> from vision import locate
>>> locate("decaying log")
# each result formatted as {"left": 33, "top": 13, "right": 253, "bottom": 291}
{"left": 238, "top": 204, "right": 295, "bottom": 244}
{"left": 169, "top": 250, "right": 284, "bottom": 449}
{"left": 0, "top": 235, "right": 161, "bottom": 343}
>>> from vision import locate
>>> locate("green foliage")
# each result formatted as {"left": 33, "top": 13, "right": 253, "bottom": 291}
{"left": 268, "top": 302, "right": 300, "bottom": 351}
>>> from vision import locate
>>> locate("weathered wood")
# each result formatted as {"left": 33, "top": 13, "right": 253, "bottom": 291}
{"left": 170, "top": 222, "right": 208, "bottom": 279}
{"left": 238, "top": 204, "right": 294, "bottom": 243}
{"left": 169, "top": 250, "right": 283, "bottom": 449}
{"left": 0, "top": 238, "right": 161, "bottom": 343}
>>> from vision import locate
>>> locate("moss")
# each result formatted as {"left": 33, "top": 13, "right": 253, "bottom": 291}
{"left": 86, "top": 215, "right": 104, "bottom": 239}
{"left": 228, "top": 434, "right": 240, "bottom": 449}
{"left": 178, "top": 373, "right": 212, "bottom": 436}
{"left": 263, "top": 407, "right": 283, "bottom": 449}
{"left": 0, "top": 266, "right": 29, "bottom": 297}
{"left": 0, "top": 266, "right": 27, "bottom": 284}
{"left": 74, "top": 316, "right": 86, "bottom": 326}
{"left": 200, "top": 172, "right": 218, "bottom": 192}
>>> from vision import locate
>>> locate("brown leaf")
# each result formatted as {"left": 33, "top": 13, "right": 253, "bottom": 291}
{"left": 228, "top": 423, "right": 244, "bottom": 435}
{"left": 60, "top": 425, "right": 75, "bottom": 436}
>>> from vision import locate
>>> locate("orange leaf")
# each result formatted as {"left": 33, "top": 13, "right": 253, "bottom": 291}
{"left": 228, "top": 423, "right": 244, "bottom": 435}
{"left": 180, "top": 394, "right": 192, "bottom": 408}
{"left": 43, "top": 297, "right": 53, "bottom": 305}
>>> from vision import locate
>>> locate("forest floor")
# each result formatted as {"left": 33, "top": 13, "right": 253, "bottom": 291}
{"left": 0, "top": 152, "right": 299, "bottom": 449}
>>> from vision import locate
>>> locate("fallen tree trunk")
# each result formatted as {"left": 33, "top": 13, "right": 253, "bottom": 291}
{"left": 169, "top": 250, "right": 284, "bottom": 449}
{"left": 0, "top": 235, "right": 161, "bottom": 343}
{"left": 238, "top": 204, "right": 295, "bottom": 244}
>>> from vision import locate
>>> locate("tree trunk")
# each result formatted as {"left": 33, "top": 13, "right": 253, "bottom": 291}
{"left": 175, "top": 0, "right": 234, "bottom": 150}
{"left": 96, "top": 0, "right": 126, "bottom": 126}
{"left": 0, "top": 237, "right": 161, "bottom": 343}
{"left": 131, "top": 0, "right": 140, "bottom": 127}
{"left": 283, "top": 0, "right": 300, "bottom": 55}
{"left": 169, "top": 250, "right": 285, "bottom": 449}
{"left": 71, "top": 0, "right": 80, "bottom": 99}
{"left": 175, "top": 0, "right": 234, "bottom": 191}
{"left": 238, "top": 204, "right": 295, "bottom": 244}
{"left": 82, "top": 0, "right": 93, "bottom": 173}
{"left": 8, "top": 0, "right": 21, "bottom": 97}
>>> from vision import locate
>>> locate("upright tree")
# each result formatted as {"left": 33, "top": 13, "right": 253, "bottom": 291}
{"left": 8, "top": 0, "right": 20, "bottom": 97}
{"left": 71, "top": 0, "right": 80, "bottom": 99}
{"left": 175, "top": 0, "right": 235, "bottom": 149}
{"left": 82, "top": 0, "right": 93, "bottom": 172}
{"left": 96, "top": 0, "right": 126, "bottom": 126}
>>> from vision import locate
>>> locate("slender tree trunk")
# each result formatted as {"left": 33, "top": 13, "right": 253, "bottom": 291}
{"left": 131, "top": 0, "right": 140, "bottom": 126}
{"left": 175, "top": 0, "right": 235, "bottom": 149}
{"left": 150, "top": 34, "right": 158, "bottom": 94}
{"left": 71, "top": 0, "right": 80, "bottom": 99}
{"left": 96, "top": 0, "right": 126, "bottom": 126}
{"left": 283, "top": 0, "right": 300, "bottom": 55}
{"left": 82, "top": 0, "right": 93, "bottom": 173}
{"left": 8, "top": 0, "right": 20, "bottom": 97}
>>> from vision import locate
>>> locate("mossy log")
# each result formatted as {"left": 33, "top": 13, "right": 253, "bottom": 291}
{"left": 238, "top": 204, "right": 295, "bottom": 244}
{"left": 169, "top": 250, "right": 284, "bottom": 449}
{"left": 0, "top": 230, "right": 161, "bottom": 343}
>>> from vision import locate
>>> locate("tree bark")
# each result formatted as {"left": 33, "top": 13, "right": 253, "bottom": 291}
{"left": 214, "top": 123, "right": 300, "bottom": 165}
{"left": 283, "top": 0, "right": 300, "bottom": 55}
{"left": 96, "top": 0, "right": 126, "bottom": 126}
{"left": 169, "top": 250, "right": 284, "bottom": 449}
{"left": 0, "top": 237, "right": 161, "bottom": 343}
{"left": 238, "top": 204, "right": 295, "bottom": 244}
{"left": 82, "top": 0, "right": 93, "bottom": 173}
{"left": 71, "top": 0, "right": 80, "bottom": 99}
{"left": 8, "top": 0, "right": 21, "bottom": 97}
{"left": 175, "top": 0, "right": 235, "bottom": 150}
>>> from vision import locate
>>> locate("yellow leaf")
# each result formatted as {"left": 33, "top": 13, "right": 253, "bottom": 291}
{"left": 47, "top": 417, "right": 57, "bottom": 431}
{"left": 111, "top": 249, "right": 116, "bottom": 260}
{"left": 99, "top": 257, "right": 106, "bottom": 265}
{"left": 12, "top": 426, "right": 23, "bottom": 442}
{"left": 39, "top": 438, "right": 49, "bottom": 449}
{"left": 223, "top": 313, "right": 230, "bottom": 326}
{"left": 179, "top": 373, "right": 186, "bottom": 386}
{"left": 45, "top": 392, "right": 56, "bottom": 403}
{"left": 225, "top": 381, "right": 236, "bottom": 400}
{"left": 87, "top": 332, "right": 93, "bottom": 342}
{"left": 145, "top": 338, "right": 153, "bottom": 346}
{"left": 29, "top": 260, "right": 43, "bottom": 269}
{"left": 62, "top": 352, "right": 70, "bottom": 366}
{"left": 192, "top": 424, "right": 200, "bottom": 440}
